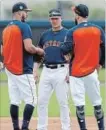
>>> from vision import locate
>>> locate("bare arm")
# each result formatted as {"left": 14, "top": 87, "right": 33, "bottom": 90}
{"left": 24, "top": 39, "right": 44, "bottom": 55}
{"left": 33, "top": 62, "right": 41, "bottom": 82}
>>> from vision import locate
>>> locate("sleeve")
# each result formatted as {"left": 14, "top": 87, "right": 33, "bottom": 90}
{"left": 37, "top": 33, "right": 44, "bottom": 48}
{"left": 33, "top": 33, "right": 44, "bottom": 62}
{"left": 99, "top": 28, "right": 105, "bottom": 66}
{"left": 22, "top": 23, "right": 33, "bottom": 40}
{"left": 60, "top": 30, "right": 73, "bottom": 55}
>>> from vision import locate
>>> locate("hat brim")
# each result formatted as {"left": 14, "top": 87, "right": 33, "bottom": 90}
{"left": 49, "top": 15, "right": 61, "bottom": 18}
{"left": 24, "top": 9, "right": 32, "bottom": 12}
{"left": 71, "top": 6, "right": 76, "bottom": 12}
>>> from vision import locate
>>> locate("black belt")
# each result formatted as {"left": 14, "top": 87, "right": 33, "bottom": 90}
{"left": 45, "top": 64, "right": 65, "bottom": 69}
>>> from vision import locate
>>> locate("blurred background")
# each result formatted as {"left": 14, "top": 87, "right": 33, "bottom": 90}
{"left": 0, "top": 0, "right": 105, "bottom": 21}
{"left": 0, "top": 0, "right": 105, "bottom": 47}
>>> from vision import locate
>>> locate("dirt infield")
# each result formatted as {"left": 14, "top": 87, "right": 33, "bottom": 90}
{"left": 1, "top": 117, "right": 105, "bottom": 130}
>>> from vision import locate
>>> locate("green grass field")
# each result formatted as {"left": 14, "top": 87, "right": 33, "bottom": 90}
{"left": 0, "top": 69, "right": 105, "bottom": 117}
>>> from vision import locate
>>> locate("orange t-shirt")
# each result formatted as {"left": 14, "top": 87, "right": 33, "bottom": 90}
{"left": 62, "top": 22, "right": 105, "bottom": 77}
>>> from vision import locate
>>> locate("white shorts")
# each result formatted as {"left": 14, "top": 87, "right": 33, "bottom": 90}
{"left": 69, "top": 70, "right": 102, "bottom": 106}
{"left": 5, "top": 68, "right": 37, "bottom": 106}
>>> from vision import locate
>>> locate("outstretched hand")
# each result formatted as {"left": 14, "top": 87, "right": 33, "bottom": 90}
{"left": 36, "top": 47, "right": 45, "bottom": 56}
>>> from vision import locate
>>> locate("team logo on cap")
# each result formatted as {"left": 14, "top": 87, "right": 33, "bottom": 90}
{"left": 51, "top": 11, "right": 59, "bottom": 15}
{"left": 19, "top": 6, "right": 23, "bottom": 10}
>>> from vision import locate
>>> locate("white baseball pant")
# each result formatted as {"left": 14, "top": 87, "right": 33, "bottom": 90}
{"left": 69, "top": 69, "right": 102, "bottom": 106}
{"left": 37, "top": 65, "right": 71, "bottom": 130}
{"left": 5, "top": 68, "right": 37, "bottom": 107}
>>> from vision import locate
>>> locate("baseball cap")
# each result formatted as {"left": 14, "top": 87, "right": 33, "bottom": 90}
{"left": 12, "top": 2, "right": 32, "bottom": 13}
{"left": 49, "top": 9, "right": 61, "bottom": 17}
{"left": 73, "top": 4, "right": 89, "bottom": 18}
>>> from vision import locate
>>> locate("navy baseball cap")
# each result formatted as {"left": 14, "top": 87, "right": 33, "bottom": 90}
{"left": 73, "top": 4, "right": 89, "bottom": 18}
{"left": 12, "top": 2, "right": 32, "bottom": 13}
{"left": 49, "top": 9, "right": 61, "bottom": 17}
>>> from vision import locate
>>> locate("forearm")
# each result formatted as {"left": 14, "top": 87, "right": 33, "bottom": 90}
{"left": 33, "top": 62, "right": 41, "bottom": 72}
{"left": 24, "top": 39, "right": 44, "bottom": 55}
{"left": 33, "top": 62, "right": 41, "bottom": 82}
{"left": 27, "top": 44, "right": 38, "bottom": 54}
{"left": 27, "top": 45, "right": 43, "bottom": 55}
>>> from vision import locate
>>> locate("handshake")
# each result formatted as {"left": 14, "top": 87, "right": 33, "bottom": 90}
{"left": 35, "top": 47, "right": 45, "bottom": 56}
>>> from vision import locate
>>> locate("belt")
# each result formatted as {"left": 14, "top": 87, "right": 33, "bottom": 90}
{"left": 45, "top": 64, "right": 65, "bottom": 69}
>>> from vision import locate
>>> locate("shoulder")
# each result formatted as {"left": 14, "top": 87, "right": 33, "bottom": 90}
{"left": 88, "top": 22, "right": 105, "bottom": 36}
{"left": 40, "top": 28, "right": 51, "bottom": 37}
{"left": 88, "top": 22, "right": 104, "bottom": 31}
{"left": 67, "top": 26, "right": 77, "bottom": 34}
{"left": 61, "top": 27, "right": 69, "bottom": 35}
{"left": 43, "top": 28, "right": 51, "bottom": 34}
{"left": 12, "top": 21, "right": 31, "bottom": 32}
{"left": 21, "top": 22, "right": 31, "bottom": 30}
{"left": 62, "top": 27, "right": 68, "bottom": 31}
{"left": 3, "top": 21, "right": 21, "bottom": 33}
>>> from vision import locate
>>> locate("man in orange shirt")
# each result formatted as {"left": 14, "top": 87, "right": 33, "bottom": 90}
{"left": 2, "top": 2, "right": 44, "bottom": 130}
{"left": 60, "top": 4, "right": 105, "bottom": 130}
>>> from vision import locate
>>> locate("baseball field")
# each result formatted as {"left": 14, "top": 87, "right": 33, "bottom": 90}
{"left": 0, "top": 69, "right": 105, "bottom": 130}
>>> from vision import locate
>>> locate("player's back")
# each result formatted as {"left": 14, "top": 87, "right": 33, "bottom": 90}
{"left": 2, "top": 21, "right": 23, "bottom": 74}
{"left": 71, "top": 22, "right": 102, "bottom": 77}
{"left": 2, "top": 20, "right": 33, "bottom": 75}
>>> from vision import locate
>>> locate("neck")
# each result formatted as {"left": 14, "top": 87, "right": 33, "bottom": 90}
{"left": 78, "top": 19, "right": 87, "bottom": 24}
{"left": 52, "top": 26, "right": 63, "bottom": 31}
{"left": 13, "top": 15, "right": 21, "bottom": 21}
